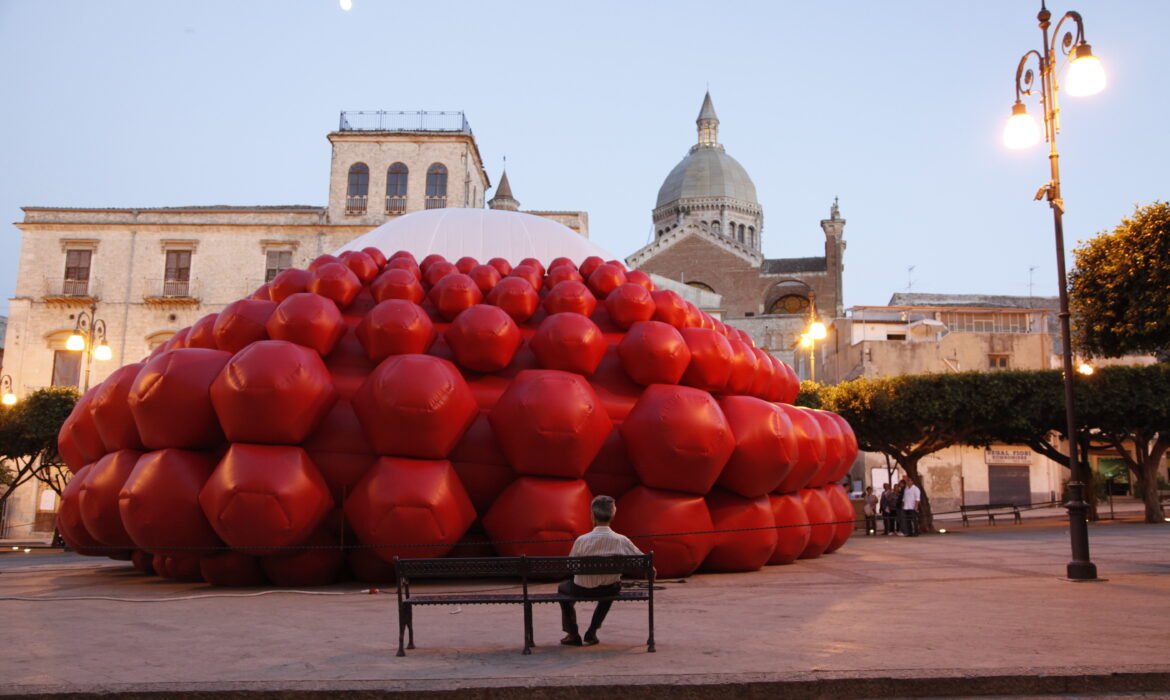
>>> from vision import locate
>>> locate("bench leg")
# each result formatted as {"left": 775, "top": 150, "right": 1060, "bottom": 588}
{"left": 406, "top": 606, "right": 415, "bottom": 650}
{"left": 397, "top": 604, "right": 408, "bottom": 657}
{"left": 523, "top": 603, "right": 533, "bottom": 655}
{"left": 647, "top": 602, "right": 656, "bottom": 653}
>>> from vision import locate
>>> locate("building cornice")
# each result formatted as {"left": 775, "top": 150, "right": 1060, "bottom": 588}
{"left": 626, "top": 224, "right": 763, "bottom": 269}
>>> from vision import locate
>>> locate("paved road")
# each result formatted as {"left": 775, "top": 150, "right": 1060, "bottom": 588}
{"left": 2, "top": 517, "right": 1167, "bottom": 698}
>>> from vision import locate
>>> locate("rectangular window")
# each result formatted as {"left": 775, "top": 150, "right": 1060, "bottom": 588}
{"left": 63, "top": 249, "right": 91, "bottom": 296}
{"left": 52, "top": 350, "right": 81, "bottom": 388}
{"left": 265, "top": 250, "right": 293, "bottom": 282}
{"left": 164, "top": 250, "right": 192, "bottom": 296}
{"left": 988, "top": 354, "right": 1010, "bottom": 370}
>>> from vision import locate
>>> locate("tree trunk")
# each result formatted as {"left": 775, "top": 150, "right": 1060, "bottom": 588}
{"left": 897, "top": 456, "right": 933, "bottom": 534}
{"left": 1137, "top": 461, "right": 1165, "bottom": 524}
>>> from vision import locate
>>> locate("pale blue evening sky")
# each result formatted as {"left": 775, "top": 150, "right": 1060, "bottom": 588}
{"left": 1, "top": 0, "right": 1167, "bottom": 318}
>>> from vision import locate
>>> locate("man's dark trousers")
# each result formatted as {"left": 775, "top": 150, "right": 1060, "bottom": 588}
{"left": 903, "top": 509, "right": 920, "bottom": 536}
{"left": 559, "top": 580, "right": 621, "bottom": 634}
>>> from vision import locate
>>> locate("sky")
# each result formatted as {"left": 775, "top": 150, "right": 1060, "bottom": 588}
{"left": 1, "top": 0, "right": 1167, "bottom": 318}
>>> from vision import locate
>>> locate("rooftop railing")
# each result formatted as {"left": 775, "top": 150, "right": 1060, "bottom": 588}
{"left": 339, "top": 110, "right": 472, "bottom": 134}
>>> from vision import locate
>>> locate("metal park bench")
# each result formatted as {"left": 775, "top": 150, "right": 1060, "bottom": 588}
{"left": 960, "top": 503, "right": 1023, "bottom": 526}
{"left": 393, "top": 553, "right": 656, "bottom": 656}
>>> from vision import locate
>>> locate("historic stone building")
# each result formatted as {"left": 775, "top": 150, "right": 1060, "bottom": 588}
{"left": 0, "top": 110, "right": 586, "bottom": 537}
{"left": 626, "top": 93, "right": 846, "bottom": 373}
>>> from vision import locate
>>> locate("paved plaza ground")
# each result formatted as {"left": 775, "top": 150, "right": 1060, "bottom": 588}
{"left": 2, "top": 505, "right": 1168, "bottom": 699}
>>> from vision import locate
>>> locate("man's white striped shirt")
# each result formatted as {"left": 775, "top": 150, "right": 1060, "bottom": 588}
{"left": 569, "top": 525, "right": 643, "bottom": 588}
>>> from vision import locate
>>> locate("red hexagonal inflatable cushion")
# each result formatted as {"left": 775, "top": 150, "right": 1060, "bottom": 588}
{"left": 58, "top": 389, "right": 107, "bottom": 470}
{"left": 542, "top": 280, "right": 597, "bottom": 318}
{"left": 748, "top": 347, "right": 777, "bottom": 399}
{"left": 210, "top": 340, "right": 337, "bottom": 445}
{"left": 309, "top": 253, "right": 341, "bottom": 272}
{"left": 384, "top": 256, "right": 422, "bottom": 282}
{"left": 355, "top": 299, "right": 436, "bottom": 362}
{"left": 620, "top": 385, "right": 734, "bottom": 495}
{"left": 724, "top": 338, "right": 758, "bottom": 396}
{"left": 341, "top": 250, "right": 380, "bottom": 283}
{"left": 261, "top": 523, "right": 346, "bottom": 587}
{"left": 268, "top": 268, "right": 312, "bottom": 303}
{"left": 807, "top": 410, "right": 846, "bottom": 488}
{"left": 768, "top": 492, "right": 812, "bottom": 565}
{"left": 118, "top": 448, "right": 222, "bottom": 555}
{"left": 213, "top": 299, "right": 277, "bottom": 354}
{"left": 57, "top": 464, "right": 107, "bottom": 556}
{"left": 423, "top": 260, "right": 457, "bottom": 288}
{"left": 485, "top": 276, "right": 540, "bottom": 323}
{"left": 487, "top": 257, "right": 512, "bottom": 276}
{"left": 186, "top": 313, "right": 220, "bottom": 349}
{"left": 482, "top": 477, "right": 591, "bottom": 557}
{"left": 129, "top": 348, "right": 231, "bottom": 450}
{"left": 546, "top": 264, "right": 583, "bottom": 288}
{"left": 453, "top": 256, "right": 479, "bottom": 274}
{"left": 773, "top": 404, "right": 828, "bottom": 494}
{"left": 488, "top": 370, "right": 612, "bottom": 479}
{"left": 701, "top": 489, "right": 777, "bottom": 573}
{"left": 617, "top": 321, "right": 691, "bottom": 386}
{"left": 450, "top": 413, "right": 516, "bottom": 514}
{"left": 716, "top": 396, "right": 798, "bottom": 498}
{"left": 78, "top": 449, "right": 142, "bottom": 547}
{"left": 508, "top": 264, "right": 543, "bottom": 293}
{"left": 307, "top": 261, "right": 362, "bottom": 308}
{"left": 468, "top": 264, "right": 502, "bottom": 293}
{"left": 612, "top": 486, "right": 714, "bottom": 578}
{"left": 679, "top": 328, "right": 733, "bottom": 392}
{"left": 798, "top": 487, "right": 836, "bottom": 560}
{"left": 649, "top": 289, "right": 688, "bottom": 329}
{"left": 353, "top": 354, "right": 477, "bottom": 459}
{"left": 828, "top": 412, "right": 859, "bottom": 483}
{"left": 584, "top": 428, "right": 639, "bottom": 500}
{"left": 604, "top": 284, "right": 656, "bottom": 329}
{"left": 823, "top": 484, "right": 855, "bottom": 554}
{"left": 200, "top": 551, "right": 267, "bottom": 587}
{"left": 579, "top": 256, "right": 604, "bottom": 279}
{"left": 586, "top": 262, "right": 626, "bottom": 297}
{"left": 429, "top": 273, "right": 483, "bottom": 321}
{"left": 371, "top": 268, "right": 425, "bottom": 304}
{"left": 625, "top": 269, "right": 654, "bottom": 292}
{"left": 199, "top": 443, "right": 332, "bottom": 554}
{"left": 529, "top": 313, "right": 607, "bottom": 375}
{"left": 266, "top": 292, "right": 346, "bottom": 356}
{"left": 445, "top": 305, "right": 522, "bottom": 373}
{"left": 344, "top": 456, "right": 476, "bottom": 563}
{"left": 89, "top": 362, "right": 146, "bottom": 452}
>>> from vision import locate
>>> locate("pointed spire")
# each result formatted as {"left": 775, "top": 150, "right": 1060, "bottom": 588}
{"left": 696, "top": 91, "right": 719, "bottom": 147}
{"left": 488, "top": 166, "right": 520, "bottom": 211}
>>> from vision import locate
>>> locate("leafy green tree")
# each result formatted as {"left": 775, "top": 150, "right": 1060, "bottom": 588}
{"left": 1070, "top": 201, "right": 1170, "bottom": 360}
{"left": 820, "top": 372, "right": 1003, "bottom": 533}
{"left": 0, "top": 387, "right": 79, "bottom": 508}
{"left": 794, "top": 380, "right": 822, "bottom": 409}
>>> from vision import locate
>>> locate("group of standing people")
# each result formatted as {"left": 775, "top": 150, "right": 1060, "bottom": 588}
{"left": 863, "top": 478, "right": 922, "bottom": 536}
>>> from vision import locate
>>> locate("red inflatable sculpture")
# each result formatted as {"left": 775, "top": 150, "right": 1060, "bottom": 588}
{"left": 56, "top": 247, "right": 859, "bottom": 585}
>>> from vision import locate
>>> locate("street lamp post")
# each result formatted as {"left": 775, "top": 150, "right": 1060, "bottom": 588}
{"left": 1004, "top": 1, "right": 1105, "bottom": 581}
{"left": 800, "top": 294, "right": 828, "bottom": 383}
{"left": 67, "top": 303, "right": 111, "bottom": 394}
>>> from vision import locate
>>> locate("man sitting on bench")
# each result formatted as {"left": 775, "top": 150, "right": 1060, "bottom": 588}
{"left": 559, "top": 495, "right": 643, "bottom": 647}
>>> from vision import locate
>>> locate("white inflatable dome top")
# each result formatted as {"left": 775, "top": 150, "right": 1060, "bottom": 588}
{"left": 335, "top": 208, "right": 614, "bottom": 265}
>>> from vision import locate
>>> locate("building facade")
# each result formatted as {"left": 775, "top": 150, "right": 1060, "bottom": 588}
{"left": 0, "top": 110, "right": 586, "bottom": 537}
{"left": 627, "top": 93, "right": 846, "bottom": 373}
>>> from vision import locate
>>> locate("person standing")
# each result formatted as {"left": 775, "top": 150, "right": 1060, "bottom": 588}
{"left": 902, "top": 476, "right": 922, "bottom": 537}
{"left": 894, "top": 480, "right": 907, "bottom": 535}
{"left": 878, "top": 483, "right": 896, "bottom": 535}
{"left": 862, "top": 486, "right": 878, "bottom": 535}
{"left": 558, "top": 495, "right": 643, "bottom": 647}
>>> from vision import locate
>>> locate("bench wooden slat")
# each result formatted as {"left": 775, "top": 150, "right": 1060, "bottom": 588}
{"left": 394, "top": 553, "right": 656, "bottom": 656}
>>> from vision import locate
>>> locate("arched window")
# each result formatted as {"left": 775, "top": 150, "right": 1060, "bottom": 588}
{"left": 711, "top": 221, "right": 721, "bottom": 235}
{"left": 687, "top": 281, "right": 715, "bottom": 293}
{"left": 768, "top": 294, "right": 810, "bottom": 315}
{"left": 425, "top": 163, "right": 448, "bottom": 209}
{"left": 738, "top": 224, "right": 746, "bottom": 243}
{"left": 748, "top": 226, "right": 756, "bottom": 247}
{"left": 346, "top": 163, "right": 369, "bottom": 214}
{"left": 385, "top": 162, "right": 408, "bottom": 214}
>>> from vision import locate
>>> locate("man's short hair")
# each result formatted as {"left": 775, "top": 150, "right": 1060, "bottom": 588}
{"left": 591, "top": 495, "right": 616, "bottom": 523}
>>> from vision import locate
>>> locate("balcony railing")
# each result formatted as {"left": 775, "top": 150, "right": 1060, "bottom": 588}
{"left": 385, "top": 196, "right": 407, "bottom": 215}
{"left": 425, "top": 197, "right": 447, "bottom": 210}
{"left": 346, "top": 195, "right": 368, "bottom": 215}
{"left": 144, "top": 278, "right": 198, "bottom": 303}
{"left": 339, "top": 110, "right": 472, "bottom": 135}
{"left": 42, "top": 277, "right": 99, "bottom": 300}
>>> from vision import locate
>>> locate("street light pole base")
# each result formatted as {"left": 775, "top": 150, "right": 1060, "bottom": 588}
{"left": 1065, "top": 561, "right": 1099, "bottom": 581}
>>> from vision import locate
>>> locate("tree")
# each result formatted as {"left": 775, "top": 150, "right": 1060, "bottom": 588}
{"left": 0, "top": 387, "right": 79, "bottom": 508}
{"left": 821, "top": 372, "right": 1004, "bottom": 533}
{"left": 1070, "top": 201, "right": 1170, "bottom": 360}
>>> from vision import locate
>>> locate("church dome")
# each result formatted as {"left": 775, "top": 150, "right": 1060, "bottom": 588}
{"left": 655, "top": 147, "right": 758, "bottom": 208}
